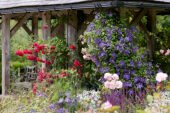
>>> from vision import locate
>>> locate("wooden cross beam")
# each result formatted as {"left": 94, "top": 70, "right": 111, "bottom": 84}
{"left": 10, "top": 13, "right": 32, "bottom": 37}
{"left": 22, "top": 24, "right": 32, "bottom": 35}
{"left": 51, "top": 23, "right": 64, "bottom": 38}
{"left": 130, "top": 9, "right": 147, "bottom": 25}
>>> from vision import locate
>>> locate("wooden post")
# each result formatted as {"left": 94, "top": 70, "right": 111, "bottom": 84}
{"left": 32, "top": 14, "right": 39, "bottom": 40}
{"left": 42, "top": 12, "right": 51, "bottom": 70}
{"left": 42, "top": 12, "right": 51, "bottom": 41}
{"left": 2, "top": 15, "right": 10, "bottom": 95}
{"left": 66, "top": 10, "right": 78, "bottom": 44}
{"left": 147, "top": 9, "right": 156, "bottom": 60}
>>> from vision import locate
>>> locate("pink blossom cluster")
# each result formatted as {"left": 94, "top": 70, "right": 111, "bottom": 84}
{"left": 156, "top": 72, "right": 168, "bottom": 82}
{"left": 160, "top": 49, "right": 170, "bottom": 56}
{"left": 81, "top": 48, "right": 91, "bottom": 60}
{"left": 104, "top": 73, "right": 123, "bottom": 89}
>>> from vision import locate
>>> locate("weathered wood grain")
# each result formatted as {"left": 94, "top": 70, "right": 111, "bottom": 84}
{"left": 2, "top": 15, "right": 10, "bottom": 95}
{"left": 10, "top": 13, "right": 32, "bottom": 37}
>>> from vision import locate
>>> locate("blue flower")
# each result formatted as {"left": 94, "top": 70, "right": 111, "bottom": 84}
{"left": 65, "top": 92, "right": 70, "bottom": 97}
{"left": 99, "top": 51, "right": 107, "bottom": 58}
{"left": 137, "top": 62, "right": 142, "bottom": 68}
{"left": 130, "top": 61, "right": 135, "bottom": 67}
{"left": 65, "top": 97, "right": 70, "bottom": 103}
{"left": 87, "top": 23, "right": 94, "bottom": 32}
{"left": 134, "top": 77, "right": 139, "bottom": 83}
{"left": 58, "top": 98, "right": 64, "bottom": 104}
{"left": 123, "top": 82, "right": 133, "bottom": 88}
{"left": 109, "top": 57, "right": 115, "bottom": 63}
{"left": 128, "top": 89, "right": 133, "bottom": 95}
{"left": 136, "top": 83, "right": 143, "bottom": 89}
{"left": 112, "top": 53, "right": 117, "bottom": 58}
{"left": 123, "top": 73, "right": 130, "bottom": 80}
{"left": 119, "top": 60, "right": 125, "bottom": 68}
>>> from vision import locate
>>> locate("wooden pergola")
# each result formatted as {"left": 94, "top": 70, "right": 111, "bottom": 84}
{"left": 0, "top": 0, "right": 170, "bottom": 95}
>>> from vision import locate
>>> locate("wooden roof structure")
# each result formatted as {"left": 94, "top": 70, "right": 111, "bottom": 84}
{"left": 0, "top": 0, "right": 170, "bottom": 95}
{"left": 0, "top": 0, "right": 170, "bottom": 14}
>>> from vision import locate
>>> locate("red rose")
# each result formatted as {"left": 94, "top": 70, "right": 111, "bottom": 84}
{"left": 33, "top": 42, "right": 38, "bottom": 47}
{"left": 51, "top": 46, "right": 56, "bottom": 49}
{"left": 53, "top": 56, "right": 56, "bottom": 59}
{"left": 72, "top": 66, "right": 76, "bottom": 70}
{"left": 27, "top": 55, "right": 36, "bottom": 60}
{"left": 74, "top": 60, "right": 80, "bottom": 67}
{"left": 70, "top": 44, "right": 77, "bottom": 50}
{"left": 15, "top": 50, "right": 24, "bottom": 56}
{"left": 52, "top": 34, "right": 55, "bottom": 37}
{"left": 34, "top": 48, "right": 39, "bottom": 53}
{"left": 43, "top": 25, "right": 47, "bottom": 29}
{"left": 42, "top": 50, "right": 45, "bottom": 54}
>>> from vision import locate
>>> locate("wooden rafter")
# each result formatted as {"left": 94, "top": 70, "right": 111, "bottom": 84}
{"left": 10, "top": 13, "right": 32, "bottom": 37}
{"left": 130, "top": 9, "right": 147, "bottom": 25}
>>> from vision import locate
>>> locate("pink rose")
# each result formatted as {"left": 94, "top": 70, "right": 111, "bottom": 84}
{"left": 102, "top": 101, "right": 112, "bottom": 109}
{"left": 165, "top": 49, "right": 170, "bottom": 56}
{"left": 83, "top": 55, "right": 91, "bottom": 60}
{"left": 104, "top": 81, "right": 111, "bottom": 89}
{"left": 156, "top": 72, "right": 168, "bottom": 82}
{"left": 160, "top": 49, "right": 164, "bottom": 54}
{"left": 104, "top": 73, "right": 112, "bottom": 81}
{"left": 112, "top": 74, "right": 119, "bottom": 80}
{"left": 109, "top": 80, "right": 116, "bottom": 89}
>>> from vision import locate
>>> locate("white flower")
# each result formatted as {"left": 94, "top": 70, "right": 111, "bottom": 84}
{"left": 112, "top": 74, "right": 119, "bottom": 80}
{"left": 104, "top": 73, "right": 113, "bottom": 81}
{"left": 156, "top": 72, "right": 168, "bottom": 82}
{"left": 115, "top": 81, "right": 123, "bottom": 89}
{"left": 109, "top": 80, "right": 116, "bottom": 89}
{"left": 81, "top": 48, "right": 87, "bottom": 54}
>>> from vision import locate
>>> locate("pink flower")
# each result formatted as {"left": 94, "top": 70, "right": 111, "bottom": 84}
{"left": 110, "top": 80, "right": 116, "bottom": 89}
{"left": 165, "top": 49, "right": 170, "bottom": 56}
{"left": 43, "top": 25, "right": 47, "bottom": 29}
{"left": 156, "top": 72, "right": 168, "bottom": 82}
{"left": 83, "top": 55, "right": 91, "bottom": 60}
{"left": 101, "top": 101, "right": 112, "bottom": 109}
{"left": 112, "top": 74, "right": 119, "bottom": 80}
{"left": 88, "top": 110, "right": 92, "bottom": 113}
{"left": 160, "top": 49, "right": 164, "bottom": 54}
{"left": 104, "top": 73, "right": 112, "bottom": 81}
{"left": 104, "top": 81, "right": 111, "bottom": 89}
{"left": 42, "top": 50, "right": 45, "bottom": 54}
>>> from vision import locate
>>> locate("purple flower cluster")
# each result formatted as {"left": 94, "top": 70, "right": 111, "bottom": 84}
{"left": 85, "top": 10, "right": 158, "bottom": 93}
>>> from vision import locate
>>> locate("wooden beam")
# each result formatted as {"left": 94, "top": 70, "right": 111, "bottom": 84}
{"left": 10, "top": 13, "right": 32, "bottom": 37}
{"left": 22, "top": 24, "right": 32, "bottom": 35}
{"left": 66, "top": 10, "right": 78, "bottom": 43}
{"left": 2, "top": 15, "right": 10, "bottom": 95}
{"left": 138, "top": 21, "right": 150, "bottom": 40}
{"left": 42, "top": 12, "right": 51, "bottom": 41}
{"left": 130, "top": 9, "right": 147, "bottom": 25}
{"left": 147, "top": 9, "right": 156, "bottom": 59}
{"left": 32, "top": 14, "right": 38, "bottom": 40}
{"left": 42, "top": 11, "right": 51, "bottom": 70}
{"left": 51, "top": 23, "right": 65, "bottom": 38}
